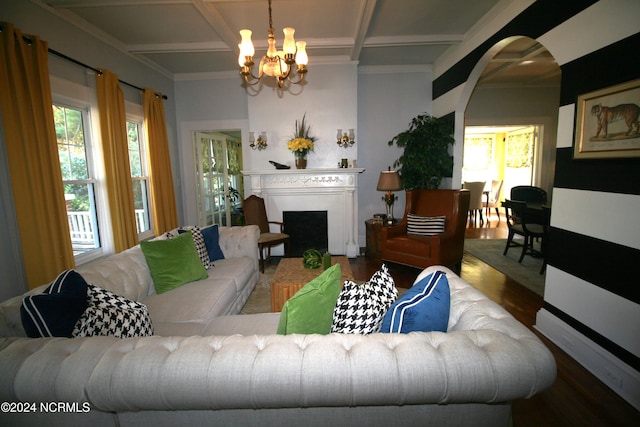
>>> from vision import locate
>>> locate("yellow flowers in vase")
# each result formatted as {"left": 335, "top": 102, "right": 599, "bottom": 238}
{"left": 288, "top": 137, "right": 314, "bottom": 157}
{"left": 288, "top": 114, "right": 315, "bottom": 168}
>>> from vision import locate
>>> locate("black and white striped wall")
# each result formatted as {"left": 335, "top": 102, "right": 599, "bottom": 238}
{"left": 432, "top": 0, "right": 640, "bottom": 409}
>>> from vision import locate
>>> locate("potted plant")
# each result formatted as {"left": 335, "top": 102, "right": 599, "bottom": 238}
{"left": 387, "top": 114, "right": 454, "bottom": 189}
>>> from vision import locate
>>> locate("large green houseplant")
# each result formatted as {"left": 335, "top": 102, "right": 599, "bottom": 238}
{"left": 388, "top": 114, "right": 454, "bottom": 189}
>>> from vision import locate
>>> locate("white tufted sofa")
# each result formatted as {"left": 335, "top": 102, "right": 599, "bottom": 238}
{"left": 0, "top": 225, "right": 261, "bottom": 339}
{"left": 0, "top": 250, "right": 556, "bottom": 427}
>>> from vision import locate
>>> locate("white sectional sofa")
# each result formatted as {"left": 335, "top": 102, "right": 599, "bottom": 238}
{"left": 0, "top": 224, "right": 556, "bottom": 427}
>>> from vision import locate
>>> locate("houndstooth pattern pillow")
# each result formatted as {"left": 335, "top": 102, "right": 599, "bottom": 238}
{"left": 72, "top": 285, "right": 153, "bottom": 338}
{"left": 331, "top": 264, "right": 398, "bottom": 334}
{"left": 171, "top": 226, "right": 211, "bottom": 269}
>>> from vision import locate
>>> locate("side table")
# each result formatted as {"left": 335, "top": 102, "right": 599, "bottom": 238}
{"left": 365, "top": 218, "right": 384, "bottom": 260}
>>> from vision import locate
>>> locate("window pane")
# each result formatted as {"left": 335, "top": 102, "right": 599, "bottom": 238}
{"left": 54, "top": 105, "right": 88, "bottom": 180}
{"left": 55, "top": 104, "right": 100, "bottom": 256}
{"left": 65, "top": 183, "right": 100, "bottom": 254}
{"left": 127, "top": 122, "right": 142, "bottom": 177}
{"left": 132, "top": 179, "right": 151, "bottom": 233}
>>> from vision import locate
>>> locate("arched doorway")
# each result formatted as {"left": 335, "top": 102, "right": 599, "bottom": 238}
{"left": 463, "top": 37, "right": 561, "bottom": 206}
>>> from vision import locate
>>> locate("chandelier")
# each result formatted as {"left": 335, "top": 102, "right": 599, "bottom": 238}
{"left": 238, "top": 0, "right": 308, "bottom": 88}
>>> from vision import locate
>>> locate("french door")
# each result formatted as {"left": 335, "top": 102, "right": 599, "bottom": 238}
{"left": 193, "top": 131, "right": 243, "bottom": 226}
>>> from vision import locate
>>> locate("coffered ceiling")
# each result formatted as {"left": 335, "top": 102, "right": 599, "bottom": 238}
{"left": 37, "top": 0, "right": 560, "bottom": 86}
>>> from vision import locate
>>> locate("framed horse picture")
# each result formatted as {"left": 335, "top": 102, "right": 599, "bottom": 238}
{"left": 574, "top": 79, "right": 640, "bottom": 159}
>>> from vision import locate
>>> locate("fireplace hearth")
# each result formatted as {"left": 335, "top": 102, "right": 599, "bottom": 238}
{"left": 283, "top": 211, "right": 328, "bottom": 257}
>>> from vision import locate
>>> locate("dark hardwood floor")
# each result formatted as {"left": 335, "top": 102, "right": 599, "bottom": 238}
{"left": 349, "top": 211, "right": 639, "bottom": 426}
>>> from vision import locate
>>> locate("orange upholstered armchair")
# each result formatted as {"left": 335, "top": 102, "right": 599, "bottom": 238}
{"left": 381, "top": 189, "right": 470, "bottom": 272}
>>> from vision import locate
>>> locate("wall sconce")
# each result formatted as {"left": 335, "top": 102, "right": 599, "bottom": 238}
{"left": 336, "top": 129, "right": 355, "bottom": 147}
{"left": 249, "top": 131, "right": 268, "bottom": 150}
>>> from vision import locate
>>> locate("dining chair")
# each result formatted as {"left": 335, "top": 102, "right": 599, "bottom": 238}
{"left": 510, "top": 185, "right": 547, "bottom": 205}
{"left": 484, "top": 179, "right": 503, "bottom": 221}
{"left": 502, "top": 199, "right": 545, "bottom": 263}
{"left": 462, "top": 181, "right": 486, "bottom": 226}
{"left": 242, "top": 195, "right": 290, "bottom": 273}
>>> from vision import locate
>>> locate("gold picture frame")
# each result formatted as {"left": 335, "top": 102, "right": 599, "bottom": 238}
{"left": 574, "top": 79, "right": 640, "bottom": 159}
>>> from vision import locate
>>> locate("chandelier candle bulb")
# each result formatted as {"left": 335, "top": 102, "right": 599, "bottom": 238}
{"left": 238, "top": 0, "right": 309, "bottom": 88}
{"left": 283, "top": 28, "right": 296, "bottom": 55}
{"left": 239, "top": 30, "right": 254, "bottom": 58}
{"left": 295, "top": 41, "right": 308, "bottom": 65}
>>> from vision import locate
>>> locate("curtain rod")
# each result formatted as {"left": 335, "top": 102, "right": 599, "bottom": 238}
{"left": 3, "top": 24, "right": 168, "bottom": 100}
{"left": 1, "top": 25, "right": 169, "bottom": 100}
{"left": 48, "top": 49, "right": 168, "bottom": 100}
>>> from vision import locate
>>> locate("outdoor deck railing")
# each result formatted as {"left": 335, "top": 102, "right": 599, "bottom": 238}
{"left": 67, "top": 210, "right": 147, "bottom": 244}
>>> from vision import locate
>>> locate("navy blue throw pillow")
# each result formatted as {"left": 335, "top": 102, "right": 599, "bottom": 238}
{"left": 20, "top": 270, "right": 89, "bottom": 338}
{"left": 380, "top": 270, "right": 450, "bottom": 333}
{"left": 200, "top": 224, "right": 225, "bottom": 261}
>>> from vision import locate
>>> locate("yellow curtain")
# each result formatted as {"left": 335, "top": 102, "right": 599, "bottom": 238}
{"left": 0, "top": 23, "right": 74, "bottom": 288}
{"left": 96, "top": 69, "right": 138, "bottom": 252}
{"left": 143, "top": 88, "right": 178, "bottom": 235}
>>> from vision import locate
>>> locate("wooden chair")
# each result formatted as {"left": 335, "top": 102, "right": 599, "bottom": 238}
{"left": 502, "top": 199, "right": 545, "bottom": 263}
{"left": 484, "top": 179, "right": 503, "bottom": 220}
{"left": 381, "top": 189, "right": 470, "bottom": 273}
{"left": 510, "top": 185, "right": 547, "bottom": 205}
{"left": 242, "top": 195, "right": 290, "bottom": 273}
{"left": 463, "top": 181, "right": 486, "bottom": 226}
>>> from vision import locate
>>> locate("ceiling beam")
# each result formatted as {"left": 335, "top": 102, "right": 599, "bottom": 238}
{"left": 191, "top": 0, "right": 241, "bottom": 54}
{"left": 478, "top": 43, "right": 554, "bottom": 84}
{"left": 351, "top": 0, "right": 377, "bottom": 61}
{"left": 364, "top": 34, "right": 464, "bottom": 47}
{"left": 128, "top": 41, "right": 231, "bottom": 53}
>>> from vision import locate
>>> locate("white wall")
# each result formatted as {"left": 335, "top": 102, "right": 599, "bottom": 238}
{"left": 174, "top": 64, "right": 432, "bottom": 247}
{"left": 174, "top": 75, "right": 249, "bottom": 224}
{"left": 356, "top": 68, "right": 432, "bottom": 247}
{"left": 246, "top": 63, "right": 358, "bottom": 171}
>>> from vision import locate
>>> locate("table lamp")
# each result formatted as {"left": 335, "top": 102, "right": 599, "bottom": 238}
{"left": 376, "top": 167, "right": 402, "bottom": 225}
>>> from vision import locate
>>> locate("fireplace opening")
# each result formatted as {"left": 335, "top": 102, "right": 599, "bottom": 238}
{"left": 283, "top": 211, "right": 328, "bottom": 257}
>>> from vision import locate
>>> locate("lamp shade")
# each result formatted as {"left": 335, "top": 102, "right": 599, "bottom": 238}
{"left": 377, "top": 170, "right": 402, "bottom": 191}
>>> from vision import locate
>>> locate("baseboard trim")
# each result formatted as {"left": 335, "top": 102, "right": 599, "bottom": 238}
{"left": 535, "top": 308, "right": 640, "bottom": 411}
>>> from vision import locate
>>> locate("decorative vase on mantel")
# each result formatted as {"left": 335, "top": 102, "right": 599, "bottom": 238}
{"left": 288, "top": 114, "right": 315, "bottom": 170}
{"left": 295, "top": 154, "right": 307, "bottom": 169}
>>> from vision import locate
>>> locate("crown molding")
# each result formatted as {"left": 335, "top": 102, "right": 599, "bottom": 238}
{"left": 31, "top": 0, "right": 174, "bottom": 80}
{"left": 358, "top": 64, "right": 432, "bottom": 75}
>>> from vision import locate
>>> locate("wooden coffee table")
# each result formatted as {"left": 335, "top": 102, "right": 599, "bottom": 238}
{"left": 270, "top": 256, "right": 355, "bottom": 312}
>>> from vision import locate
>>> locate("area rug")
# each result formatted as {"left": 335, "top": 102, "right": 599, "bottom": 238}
{"left": 464, "top": 238, "right": 545, "bottom": 296}
{"left": 240, "top": 265, "right": 276, "bottom": 314}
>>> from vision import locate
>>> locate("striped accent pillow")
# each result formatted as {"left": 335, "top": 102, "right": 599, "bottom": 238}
{"left": 406, "top": 214, "right": 445, "bottom": 236}
{"left": 380, "top": 270, "right": 450, "bottom": 333}
{"left": 20, "top": 270, "right": 89, "bottom": 337}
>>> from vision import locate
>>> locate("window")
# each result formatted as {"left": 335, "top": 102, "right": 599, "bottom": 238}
{"left": 54, "top": 104, "right": 101, "bottom": 256}
{"left": 127, "top": 119, "right": 153, "bottom": 240}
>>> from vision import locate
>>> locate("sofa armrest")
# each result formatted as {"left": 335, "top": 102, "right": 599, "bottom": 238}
{"left": 218, "top": 225, "right": 260, "bottom": 269}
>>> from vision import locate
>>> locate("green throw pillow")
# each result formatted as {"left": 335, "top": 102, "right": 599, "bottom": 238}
{"left": 277, "top": 263, "right": 342, "bottom": 335}
{"left": 140, "top": 231, "right": 208, "bottom": 294}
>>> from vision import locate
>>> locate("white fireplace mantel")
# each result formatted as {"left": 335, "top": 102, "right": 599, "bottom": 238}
{"left": 242, "top": 168, "right": 365, "bottom": 257}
